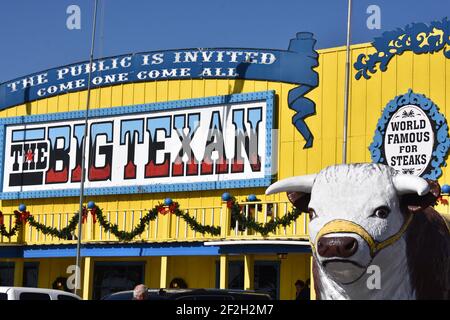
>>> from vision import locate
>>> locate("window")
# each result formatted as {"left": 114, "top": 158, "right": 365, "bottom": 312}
{"left": 23, "top": 262, "right": 39, "bottom": 287}
{"left": 57, "top": 294, "right": 80, "bottom": 300}
{"left": 92, "top": 261, "right": 145, "bottom": 300}
{"left": 0, "top": 262, "right": 14, "bottom": 286}
{"left": 19, "top": 292, "right": 51, "bottom": 300}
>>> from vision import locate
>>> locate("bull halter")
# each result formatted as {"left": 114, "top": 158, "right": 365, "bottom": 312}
{"left": 311, "top": 213, "right": 414, "bottom": 258}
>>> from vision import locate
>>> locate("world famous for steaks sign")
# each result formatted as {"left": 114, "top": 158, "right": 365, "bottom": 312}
{"left": 0, "top": 91, "right": 274, "bottom": 199}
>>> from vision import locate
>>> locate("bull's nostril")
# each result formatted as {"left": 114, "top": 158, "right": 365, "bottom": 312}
{"left": 317, "top": 236, "right": 358, "bottom": 258}
{"left": 341, "top": 238, "right": 358, "bottom": 257}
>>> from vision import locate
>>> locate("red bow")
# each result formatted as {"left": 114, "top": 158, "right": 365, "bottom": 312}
{"left": 18, "top": 211, "right": 30, "bottom": 225}
{"left": 157, "top": 203, "right": 178, "bottom": 215}
{"left": 226, "top": 200, "right": 234, "bottom": 209}
{"left": 437, "top": 196, "right": 449, "bottom": 206}
{"left": 82, "top": 207, "right": 97, "bottom": 224}
{"left": 0, "top": 211, "right": 3, "bottom": 225}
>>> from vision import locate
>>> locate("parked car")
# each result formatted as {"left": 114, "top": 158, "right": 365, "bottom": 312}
{"left": 102, "top": 288, "right": 272, "bottom": 300}
{"left": 0, "top": 287, "right": 81, "bottom": 300}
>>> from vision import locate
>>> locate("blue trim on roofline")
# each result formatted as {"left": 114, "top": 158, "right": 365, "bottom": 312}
{"left": 0, "top": 240, "right": 311, "bottom": 258}
{"left": 0, "top": 90, "right": 275, "bottom": 200}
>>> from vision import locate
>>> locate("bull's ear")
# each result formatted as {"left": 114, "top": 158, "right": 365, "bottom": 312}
{"left": 287, "top": 192, "right": 311, "bottom": 213}
{"left": 401, "top": 179, "right": 441, "bottom": 213}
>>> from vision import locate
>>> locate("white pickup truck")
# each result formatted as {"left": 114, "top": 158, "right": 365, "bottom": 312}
{"left": 0, "top": 287, "right": 81, "bottom": 300}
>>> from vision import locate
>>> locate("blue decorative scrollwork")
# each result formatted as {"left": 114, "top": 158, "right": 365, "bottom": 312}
{"left": 369, "top": 90, "right": 450, "bottom": 180}
{"left": 354, "top": 18, "right": 450, "bottom": 80}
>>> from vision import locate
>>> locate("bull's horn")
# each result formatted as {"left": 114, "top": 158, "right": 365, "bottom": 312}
{"left": 393, "top": 175, "right": 430, "bottom": 196}
{"left": 265, "top": 174, "right": 317, "bottom": 195}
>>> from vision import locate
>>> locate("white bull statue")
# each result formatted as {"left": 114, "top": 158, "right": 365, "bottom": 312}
{"left": 266, "top": 163, "right": 450, "bottom": 300}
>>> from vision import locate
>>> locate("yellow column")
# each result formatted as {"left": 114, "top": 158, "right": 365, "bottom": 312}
{"left": 82, "top": 257, "right": 93, "bottom": 300}
{"left": 86, "top": 211, "right": 94, "bottom": 241}
{"left": 310, "top": 255, "right": 316, "bottom": 300}
{"left": 13, "top": 259, "right": 24, "bottom": 287}
{"left": 244, "top": 254, "right": 254, "bottom": 290}
{"left": 160, "top": 256, "right": 168, "bottom": 288}
{"left": 220, "top": 201, "right": 231, "bottom": 238}
{"left": 219, "top": 255, "right": 228, "bottom": 289}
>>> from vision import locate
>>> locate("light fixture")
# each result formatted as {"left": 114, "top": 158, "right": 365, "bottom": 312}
{"left": 277, "top": 253, "right": 288, "bottom": 259}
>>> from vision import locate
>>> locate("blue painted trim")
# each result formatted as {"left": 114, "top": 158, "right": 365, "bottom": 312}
{"left": 0, "top": 91, "right": 274, "bottom": 200}
{"left": 369, "top": 89, "right": 450, "bottom": 180}
{"left": 354, "top": 18, "right": 450, "bottom": 80}
{"left": 0, "top": 246, "right": 23, "bottom": 258}
{"left": 218, "top": 244, "right": 311, "bottom": 254}
{"left": 20, "top": 242, "right": 221, "bottom": 258}
{"left": 2, "top": 241, "right": 312, "bottom": 259}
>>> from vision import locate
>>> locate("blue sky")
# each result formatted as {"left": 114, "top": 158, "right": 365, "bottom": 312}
{"left": 0, "top": 0, "right": 448, "bottom": 83}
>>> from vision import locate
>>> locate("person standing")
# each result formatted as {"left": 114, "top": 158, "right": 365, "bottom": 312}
{"left": 295, "top": 279, "right": 310, "bottom": 300}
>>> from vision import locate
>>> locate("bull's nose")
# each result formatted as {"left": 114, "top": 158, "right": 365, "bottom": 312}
{"left": 317, "top": 236, "right": 358, "bottom": 258}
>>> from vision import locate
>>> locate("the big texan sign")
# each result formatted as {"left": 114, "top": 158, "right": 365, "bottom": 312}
{"left": 0, "top": 91, "right": 273, "bottom": 199}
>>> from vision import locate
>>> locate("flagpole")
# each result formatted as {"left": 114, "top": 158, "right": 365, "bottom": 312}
{"left": 74, "top": 0, "right": 99, "bottom": 297}
{"left": 342, "top": 0, "right": 352, "bottom": 164}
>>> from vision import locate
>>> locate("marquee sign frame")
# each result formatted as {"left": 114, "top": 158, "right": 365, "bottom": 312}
{"left": 0, "top": 90, "right": 275, "bottom": 200}
{"left": 369, "top": 89, "right": 450, "bottom": 180}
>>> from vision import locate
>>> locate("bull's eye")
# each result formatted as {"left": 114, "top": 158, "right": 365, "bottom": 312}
{"left": 372, "top": 206, "right": 390, "bottom": 219}
{"left": 308, "top": 208, "right": 317, "bottom": 220}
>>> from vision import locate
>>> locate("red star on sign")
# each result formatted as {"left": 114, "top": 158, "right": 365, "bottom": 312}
{"left": 25, "top": 149, "right": 34, "bottom": 162}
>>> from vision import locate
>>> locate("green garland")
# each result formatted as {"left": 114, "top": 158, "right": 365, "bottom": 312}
{"left": 27, "top": 213, "right": 80, "bottom": 240}
{"left": 0, "top": 198, "right": 302, "bottom": 241}
{"left": 0, "top": 211, "right": 22, "bottom": 238}
{"left": 228, "top": 197, "right": 302, "bottom": 236}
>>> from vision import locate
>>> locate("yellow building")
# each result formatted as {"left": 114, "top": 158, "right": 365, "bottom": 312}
{"left": 0, "top": 19, "right": 449, "bottom": 300}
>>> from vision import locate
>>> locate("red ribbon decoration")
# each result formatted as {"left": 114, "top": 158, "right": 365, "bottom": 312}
{"left": 81, "top": 207, "right": 88, "bottom": 224}
{"left": 91, "top": 207, "right": 97, "bottom": 224}
{"left": 157, "top": 202, "right": 179, "bottom": 215}
{"left": 437, "top": 196, "right": 449, "bottom": 206}
{"left": 0, "top": 211, "right": 3, "bottom": 225}
{"left": 81, "top": 206, "right": 97, "bottom": 224}
{"left": 19, "top": 211, "right": 30, "bottom": 225}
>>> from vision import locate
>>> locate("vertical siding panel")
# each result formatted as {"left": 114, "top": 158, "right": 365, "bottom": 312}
{"left": 167, "top": 80, "right": 180, "bottom": 101}
{"left": 204, "top": 79, "right": 217, "bottom": 97}
{"left": 396, "top": 51, "right": 414, "bottom": 94}
{"left": 412, "top": 53, "right": 430, "bottom": 95}
{"left": 336, "top": 50, "right": 347, "bottom": 142}
{"left": 381, "top": 54, "right": 397, "bottom": 107}
{"left": 133, "top": 82, "right": 145, "bottom": 105}
{"left": 321, "top": 51, "right": 338, "bottom": 140}
{"left": 191, "top": 79, "right": 205, "bottom": 99}
{"left": 144, "top": 82, "right": 157, "bottom": 102}
{"left": 349, "top": 48, "right": 368, "bottom": 163}
{"left": 89, "top": 88, "right": 100, "bottom": 109}
{"left": 254, "top": 81, "right": 268, "bottom": 93}
{"left": 68, "top": 91, "right": 80, "bottom": 112}
{"left": 365, "top": 47, "right": 383, "bottom": 162}
{"left": 156, "top": 81, "right": 169, "bottom": 102}
{"left": 37, "top": 97, "right": 48, "bottom": 115}
{"left": 100, "top": 86, "right": 112, "bottom": 108}
{"left": 58, "top": 93, "right": 69, "bottom": 113}
{"left": 179, "top": 79, "right": 192, "bottom": 99}
{"left": 216, "top": 79, "right": 230, "bottom": 96}
{"left": 47, "top": 96, "right": 58, "bottom": 114}
{"left": 122, "top": 83, "right": 134, "bottom": 106}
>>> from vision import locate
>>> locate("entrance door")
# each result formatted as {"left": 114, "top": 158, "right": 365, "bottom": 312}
{"left": 254, "top": 261, "right": 280, "bottom": 300}
{"left": 92, "top": 262, "right": 145, "bottom": 300}
{"left": 214, "top": 260, "right": 280, "bottom": 299}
